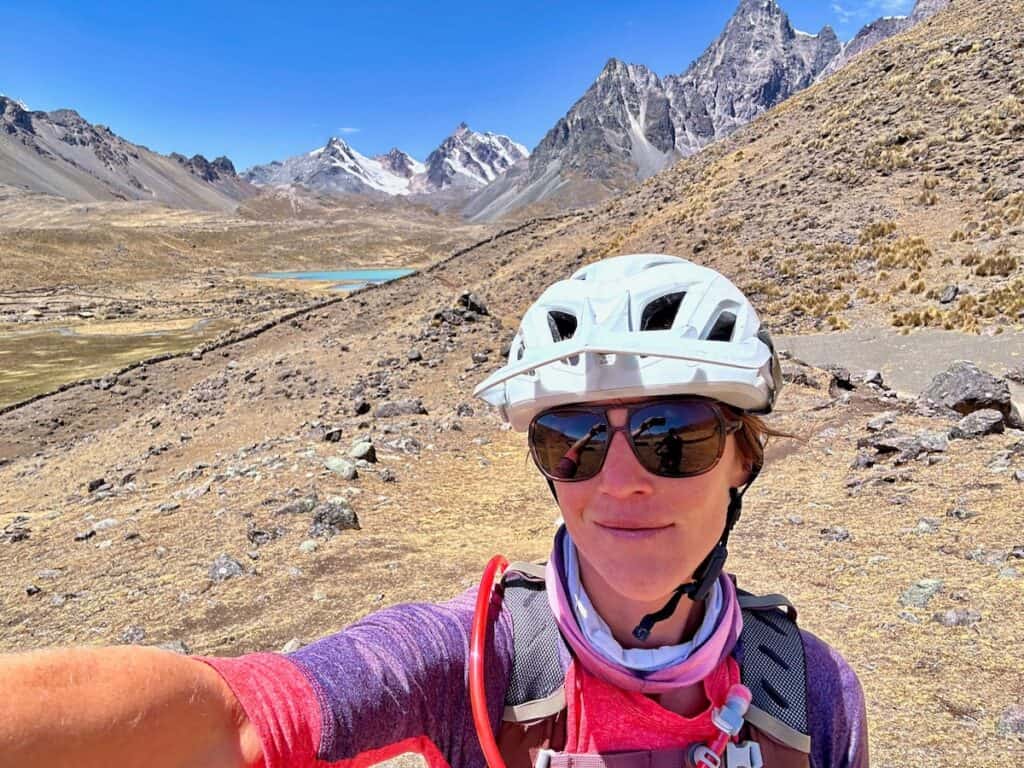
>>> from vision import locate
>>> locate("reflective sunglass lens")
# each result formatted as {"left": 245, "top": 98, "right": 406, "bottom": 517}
{"left": 630, "top": 402, "right": 722, "bottom": 477}
{"left": 532, "top": 411, "right": 609, "bottom": 480}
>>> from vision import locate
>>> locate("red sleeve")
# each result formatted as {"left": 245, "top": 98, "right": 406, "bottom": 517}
{"left": 197, "top": 653, "right": 322, "bottom": 768}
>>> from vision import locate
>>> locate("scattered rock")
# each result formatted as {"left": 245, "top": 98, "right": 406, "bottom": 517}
{"left": 352, "top": 397, "right": 371, "bottom": 416}
{"left": 74, "top": 529, "right": 96, "bottom": 542}
{"left": 1005, "top": 366, "right": 1024, "bottom": 385}
{"left": 916, "top": 518, "right": 941, "bottom": 534}
{"left": 820, "top": 525, "right": 851, "bottom": 542}
{"left": 456, "top": 403, "right": 475, "bottom": 417}
{"left": 458, "top": 291, "right": 489, "bottom": 315}
{"left": 899, "top": 579, "right": 943, "bottom": 608}
{"left": 349, "top": 441, "right": 377, "bottom": 463}
{"left": 92, "top": 518, "right": 119, "bottom": 532}
{"left": 919, "top": 361, "right": 1023, "bottom": 428}
{"left": 309, "top": 498, "right": 360, "bottom": 538}
{"left": 298, "top": 539, "right": 318, "bottom": 553}
{"left": 824, "top": 365, "right": 854, "bottom": 392}
{"left": 932, "top": 609, "right": 981, "bottom": 627}
{"left": 939, "top": 285, "right": 959, "bottom": 304}
{"left": 849, "top": 451, "right": 875, "bottom": 470}
{"left": 87, "top": 478, "right": 107, "bottom": 493}
{"left": 1014, "top": 470, "right": 1024, "bottom": 483}
{"left": 862, "top": 370, "right": 884, "bottom": 387}
{"left": 280, "top": 638, "right": 303, "bottom": 653}
{"left": 471, "top": 351, "right": 489, "bottom": 364}
{"left": 375, "top": 398, "right": 428, "bottom": 418}
{"left": 947, "top": 504, "right": 979, "bottom": 520}
{"left": 276, "top": 493, "right": 319, "bottom": 515}
{"left": 246, "top": 523, "right": 284, "bottom": 546}
{"left": 380, "top": 468, "right": 397, "bottom": 482}
{"left": 997, "top": 704, "right": 1024, "bottom": 739}
{"left": 26, "top": 585, "right": 41, "bottom": 597}
{"left": 407, "top": 349, "right": 423, "bottom": 362}
{"left": 325, "top": 457, "right": 358, "bottom": 480}
{"left": 208, "top": 554, "right": 244, "bottom": 582}
{"left": 867, "top": 412, "right": 896, "bottom": 432}
{"left": 121, "top": 626, "right": 146, "bottom": 644}
{"left": 949, "top": 409, "right": 1005, "bottom": 439}
{"left": 786, "top": 514, "right": 804, "bottom": 525}
{"left": 157, "top": 640, "right": 191, "bottom": 654}
{"left": 323, "top": 427, "right": 344, "bottom": 443}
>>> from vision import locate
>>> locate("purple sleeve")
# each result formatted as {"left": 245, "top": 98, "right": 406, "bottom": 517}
{"left": 289, "top": 587, "right": 513, "bottom": 767}
{"left": 802, "top": 630, "right": 869, "bottom": 768}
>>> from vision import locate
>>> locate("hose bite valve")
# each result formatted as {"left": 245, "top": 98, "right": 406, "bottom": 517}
{"left": 684, "top": 684, "right": 762, "bottom": 768}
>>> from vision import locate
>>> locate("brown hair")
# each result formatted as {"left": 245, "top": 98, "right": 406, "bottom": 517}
{"left": 727, "top": 408, "right": 803, "bottom": 475}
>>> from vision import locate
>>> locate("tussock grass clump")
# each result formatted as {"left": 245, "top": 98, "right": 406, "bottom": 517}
{"left": 974, "top": 251, "right": 1019, "bottom": 277}
{"left": 860, "top": 221, "right": 897, "bottom": 244}
{"left": 871, "top": 237, "right": 933, "bottom": 270}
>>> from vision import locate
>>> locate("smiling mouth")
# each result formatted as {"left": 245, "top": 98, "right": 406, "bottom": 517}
{"left": 595, "top": 521, "right": 673, "bottom": 535}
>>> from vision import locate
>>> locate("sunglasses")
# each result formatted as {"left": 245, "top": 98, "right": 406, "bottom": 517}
{"left": 528, "top": 398, "right": 744, "bottom": 482}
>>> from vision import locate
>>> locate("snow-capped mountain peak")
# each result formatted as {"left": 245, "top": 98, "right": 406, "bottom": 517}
{"left": 419, "top": 123, "right": 529, "bottom": 192}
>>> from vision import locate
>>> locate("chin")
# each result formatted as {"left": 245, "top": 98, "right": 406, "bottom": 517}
{"left": 586, "top": 550, "right": 694, "bottom": 604}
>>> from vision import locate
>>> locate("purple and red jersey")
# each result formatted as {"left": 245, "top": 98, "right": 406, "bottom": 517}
{"left": 202, "top": 587, "right": 868, "bottom": 768}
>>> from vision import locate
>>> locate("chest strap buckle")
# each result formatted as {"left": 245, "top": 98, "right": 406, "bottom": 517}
{"left": 724, "top": 741, "right": 763, "bottom": 768}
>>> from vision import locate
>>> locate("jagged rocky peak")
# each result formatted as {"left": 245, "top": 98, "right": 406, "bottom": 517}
{"left": 376, "top": 147, "right": 420, "bottom": 178}
{"left": 421, "top": 122, "right": 528, "bottom": 191}
{"left": 818, "top": 0, "right": 952, "bottom": 81}
{"left": 171, "top": 153, "right": 238, "bottom": 182}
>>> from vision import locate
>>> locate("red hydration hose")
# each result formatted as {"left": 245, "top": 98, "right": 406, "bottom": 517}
{"left": 469, "top": 554, "right": 510, "bottom": 768}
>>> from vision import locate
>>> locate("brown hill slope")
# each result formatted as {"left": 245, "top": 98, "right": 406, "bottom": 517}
{"left": 0, "top": 1, "right": 1022, "bottom": 765}
{"left": 453, "top": 0, "right": 1024, "bottom": 337}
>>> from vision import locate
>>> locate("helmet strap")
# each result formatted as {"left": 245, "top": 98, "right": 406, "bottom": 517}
{"left": 631, "top": 465, "right": 761, "bottom": 641}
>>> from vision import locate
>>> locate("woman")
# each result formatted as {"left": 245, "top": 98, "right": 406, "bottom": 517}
{"left": 0, "top": 254, "right": 867, "bottom": 768}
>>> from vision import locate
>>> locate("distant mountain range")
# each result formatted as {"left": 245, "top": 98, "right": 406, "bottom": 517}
{"left": 463, "top": 0, "right": 950, "bottom": 220}
{"left": 242, "top": 123, "right": 528, "bottom": 203}
{"left": 0, "top": 96, "right": 252, "bottom": 211}
{"left": 0, "top": 0, "right": 950, "bottom": 218}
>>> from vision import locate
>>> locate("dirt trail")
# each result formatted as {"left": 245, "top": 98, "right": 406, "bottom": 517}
{"left": 778, "top": 327, "right": 1024, "bottom": 408}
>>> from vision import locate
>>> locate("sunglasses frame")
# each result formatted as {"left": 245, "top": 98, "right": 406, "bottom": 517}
{"left": 528, "top": 397, "right": 744, "bottom": 483}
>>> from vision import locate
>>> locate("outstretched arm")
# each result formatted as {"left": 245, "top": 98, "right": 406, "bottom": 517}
{"left": 0, "top": 645, "right": 260, "bottom": 768}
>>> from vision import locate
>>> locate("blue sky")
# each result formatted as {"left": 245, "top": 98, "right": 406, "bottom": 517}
{"left": 2, "top": 0, "right": 914, "bottom": 171}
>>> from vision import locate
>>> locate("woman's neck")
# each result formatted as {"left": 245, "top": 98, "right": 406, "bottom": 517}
{"left": 577, "top": 555, "right": 706, "bottom": 649}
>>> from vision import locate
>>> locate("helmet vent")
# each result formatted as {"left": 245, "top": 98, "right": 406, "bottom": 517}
{"left": 705, "top": 311, "right": 737, "bottom": 342}
{"left": 640, "top": 292, "right": 686, "bottom": 331}
{"left": 547, "top": 311, "right": 578, "bottom": 342}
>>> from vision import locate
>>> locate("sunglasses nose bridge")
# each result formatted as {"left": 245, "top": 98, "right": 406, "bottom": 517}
{"left": 596, "top": 425, "right": 655, "bottom": 495}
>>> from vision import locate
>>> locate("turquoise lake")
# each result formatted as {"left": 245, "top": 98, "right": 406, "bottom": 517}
{"left": 255, "top": 268, "right": 415, "bottom": 291}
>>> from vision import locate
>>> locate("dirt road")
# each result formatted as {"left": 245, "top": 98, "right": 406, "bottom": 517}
{"left": 778, "top": 327, "right": 1024, "bottom": 408}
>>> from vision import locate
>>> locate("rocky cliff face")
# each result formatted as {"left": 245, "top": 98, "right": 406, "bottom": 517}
{"left": 0, "top": 96, "right": 252, "bottom": 211}
{"left": 465, "top": 0, "right": 840, "bottom": 221}
{"left": 664, "top": 0, "right": 840, "bottom": 149}
{"left": 818, "top": 0, "right": 951, "bottom": 79}
{"left": 375, "top": 148, "right": 421, "bottom": 179}
{"left": 417, "top": 123, "right": 528, "bottom": 192}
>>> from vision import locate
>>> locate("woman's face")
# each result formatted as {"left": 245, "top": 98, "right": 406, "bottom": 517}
{"left": 555, "top": 403, "right": 750, "bottom": 606}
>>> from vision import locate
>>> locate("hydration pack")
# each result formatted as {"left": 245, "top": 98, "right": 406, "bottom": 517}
{"left": 495, "top": 563, "right": 812, "bottom": 768}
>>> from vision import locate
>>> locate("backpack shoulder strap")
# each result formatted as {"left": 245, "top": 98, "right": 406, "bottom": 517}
{"left": 502, "top": 562, "right": 567, "bottom": 722}
{"left": 738, "top": 590, "right": 812, "bottom": 754}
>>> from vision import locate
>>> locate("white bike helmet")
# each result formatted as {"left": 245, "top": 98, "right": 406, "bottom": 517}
{"left": 473, "top": 254, "right": 782, "bottom": 431}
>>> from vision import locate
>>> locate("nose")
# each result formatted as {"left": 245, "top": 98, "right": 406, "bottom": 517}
{"left": 597, "top": 413, "right": 654, "bottom": 498}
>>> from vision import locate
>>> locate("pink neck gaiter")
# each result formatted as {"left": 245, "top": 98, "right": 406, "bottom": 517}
{"left": 545, "top": 525, "right": 743, "bottom": 693}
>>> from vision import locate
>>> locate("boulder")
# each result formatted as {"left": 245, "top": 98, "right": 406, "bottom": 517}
{"left": 375, "top": 398, "right": 428, "bottom": 418}
{"left": 309, "top": 498, "right": 361, "bottom": 538}
{"left": 919, "top": 361, "right": 1023, "bottom": 428}
{"left": 208, "top": 554, "right": 244, "bottom": 582}
{"left": 949, "top": 409, "right": 1005, "bottom": 439}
